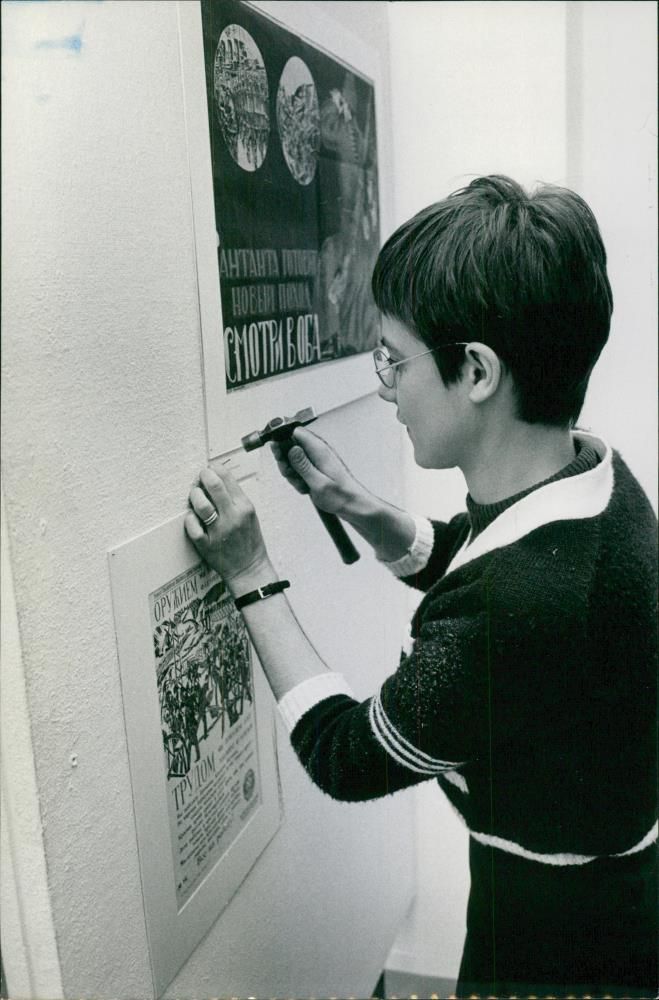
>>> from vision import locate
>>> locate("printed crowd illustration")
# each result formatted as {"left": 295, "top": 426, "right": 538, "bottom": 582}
{"left": 154, "top": 583, "right": 253, "bottom": 779}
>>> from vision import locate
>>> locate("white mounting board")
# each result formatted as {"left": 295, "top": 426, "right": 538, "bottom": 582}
{"left": 108, "top": 514, "right": 281, "bottom": 997}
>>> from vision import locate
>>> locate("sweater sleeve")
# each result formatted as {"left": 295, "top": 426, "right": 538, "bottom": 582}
{"left": 285, "top": 530, "right": 590, "bottom": 803}
{"left": 382, "top": 512, "right": 471, "bottom": 592}
{"left": 286, "top": 576, "right": 493, "bottom": 801}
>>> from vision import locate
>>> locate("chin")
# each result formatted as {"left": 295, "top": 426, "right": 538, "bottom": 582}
{"left": 413, "top": 444, "right": 456, "bottom": 471}
{"left": 412, "top": 444, "right": 438, "bottom": 469}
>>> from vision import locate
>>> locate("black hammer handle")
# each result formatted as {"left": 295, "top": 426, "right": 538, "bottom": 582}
{"left": 275, "top": 435, "right": 360, "bottom": 564}
{"left": 315, "top": 508, "right": 360, "bottom": 564}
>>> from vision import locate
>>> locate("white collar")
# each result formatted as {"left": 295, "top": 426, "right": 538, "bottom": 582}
{"left": 445, "top": 431, "right": 613, "bottom": 577}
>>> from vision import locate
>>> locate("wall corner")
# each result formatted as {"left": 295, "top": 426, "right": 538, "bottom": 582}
{"left": 1, "top": 489, "right": 64, "bottom": 999}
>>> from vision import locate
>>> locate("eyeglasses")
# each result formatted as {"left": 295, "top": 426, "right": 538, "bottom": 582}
{"left": 373, "top": 342, "right": 468, "bottom": 388}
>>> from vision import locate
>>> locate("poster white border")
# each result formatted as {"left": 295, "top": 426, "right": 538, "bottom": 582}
{"left": 108, "top": 515, "right": 281, "bottom": 996}
{"left": 177, "top": 0, "right": 391, "bottom": 458}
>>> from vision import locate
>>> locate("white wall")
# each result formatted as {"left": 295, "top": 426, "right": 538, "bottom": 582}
{"left": 1, "top": 492, "right": 63, "bottom": 999}
{"left": 574, "top": 1, "right": 657, "bottom": 508}
{"left": 1, "top": 3, "right": 415, "bottom": 996}
{"left": 384, "top": 0, "right": 656, "bottom": 983}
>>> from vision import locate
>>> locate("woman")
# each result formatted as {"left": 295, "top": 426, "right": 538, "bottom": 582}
{"left": 186, "top": 176, "right": 657, "bottom": 997}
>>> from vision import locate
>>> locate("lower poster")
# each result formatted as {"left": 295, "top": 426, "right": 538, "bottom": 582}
{"left": 152, "top": 562, "right": 261, "bottom": 909}
{"left": 109, "top": 511, "right": 281, "bottom": 996}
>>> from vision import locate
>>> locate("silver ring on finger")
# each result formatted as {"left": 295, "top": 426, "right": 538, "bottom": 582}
{"left": 202, "top": 510, "right": 218, "bottom": 527}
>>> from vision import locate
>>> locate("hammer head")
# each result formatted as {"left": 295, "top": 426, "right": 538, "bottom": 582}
{"left": 241, "top": 406, "right": 317, "bottom": 451}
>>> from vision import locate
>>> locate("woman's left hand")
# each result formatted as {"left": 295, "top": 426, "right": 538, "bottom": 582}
{"left": 185, "top": 466, "right": 270, "bottom": 585}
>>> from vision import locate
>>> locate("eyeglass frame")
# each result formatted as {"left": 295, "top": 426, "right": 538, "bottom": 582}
{"left": 372, "top": 342, "right": 469, "bottom": 388}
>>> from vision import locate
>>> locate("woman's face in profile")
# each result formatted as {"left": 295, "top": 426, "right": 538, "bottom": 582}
{"left": 378, "top": 318, "right": 469, "bottom": 471}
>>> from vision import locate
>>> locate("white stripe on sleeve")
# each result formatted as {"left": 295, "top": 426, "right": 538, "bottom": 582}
{"left": 368, "top": 690, "right": 464, "bottom": 774}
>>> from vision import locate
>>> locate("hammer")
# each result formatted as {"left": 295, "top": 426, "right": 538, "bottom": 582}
{"left": 242, "top": 407, "right": 360, "bottom": 565}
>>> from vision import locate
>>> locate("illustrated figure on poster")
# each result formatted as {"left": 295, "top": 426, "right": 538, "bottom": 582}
{"left": 315, "top": 72, "right": 380, "bottom": 359}
{"left": 153, "top": 580, "right": 253, "bottom": 778}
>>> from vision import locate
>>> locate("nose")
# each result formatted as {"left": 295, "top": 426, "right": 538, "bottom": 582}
{"left": 378, "top": 382, "right": 396, "bottom": 403}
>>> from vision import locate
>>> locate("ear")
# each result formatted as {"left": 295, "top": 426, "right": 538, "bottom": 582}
{"left": 463, "top": 343, "right": 503, "bottom": 404}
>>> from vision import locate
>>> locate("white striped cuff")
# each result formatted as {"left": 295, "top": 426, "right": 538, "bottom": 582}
{"left": 378, "top": 515, "right": 435, "bottom": 577}
{"left": 277, "top": 673, "right": 355, "bottom": 734}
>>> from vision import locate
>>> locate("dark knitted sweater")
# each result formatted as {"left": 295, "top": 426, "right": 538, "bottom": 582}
{"left": 283, "top": 432, "right": 658, "bottom": 863}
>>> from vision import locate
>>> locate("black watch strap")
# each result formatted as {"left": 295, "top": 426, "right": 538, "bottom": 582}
{"left": 234, "top": 579, "right": 290, "bottom": 610}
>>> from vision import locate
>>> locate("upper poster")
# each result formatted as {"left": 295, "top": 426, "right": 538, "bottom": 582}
{"left": 200, "top": 0, "right": 381, "bottom": 391}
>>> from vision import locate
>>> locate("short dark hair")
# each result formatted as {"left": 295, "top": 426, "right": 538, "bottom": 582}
{"left": 372, "top": 175, "right": 613, "bottom": 426}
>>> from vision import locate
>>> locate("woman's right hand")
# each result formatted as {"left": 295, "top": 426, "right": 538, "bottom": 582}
{"left": 271, "top": 426, "right": 369, "bottom": 519}
{"left": 273, "top": 425, "right": 417, "bottom": 562}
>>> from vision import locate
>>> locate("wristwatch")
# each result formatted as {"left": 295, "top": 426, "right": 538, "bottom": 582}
{"left": 234, "top": 579, "right": 291, "bottom": 610}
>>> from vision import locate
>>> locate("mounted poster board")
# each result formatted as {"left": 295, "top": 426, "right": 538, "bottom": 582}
{"left": 177, "top": 0, "right": 390, "bottom": 456}
{"left": 109, "top": 515, "right": 281, "bottom": 996}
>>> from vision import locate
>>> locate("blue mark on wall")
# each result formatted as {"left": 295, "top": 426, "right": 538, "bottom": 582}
{"left": 36, "top": 33, "right": 83, "bottom": 53}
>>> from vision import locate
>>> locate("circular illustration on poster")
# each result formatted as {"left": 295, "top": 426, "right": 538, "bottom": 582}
{"left": 214, "top": 24, "right": 270, "bottom": 171}
{"left": 276, "top": 57, "right": 320, "bottom": 185}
